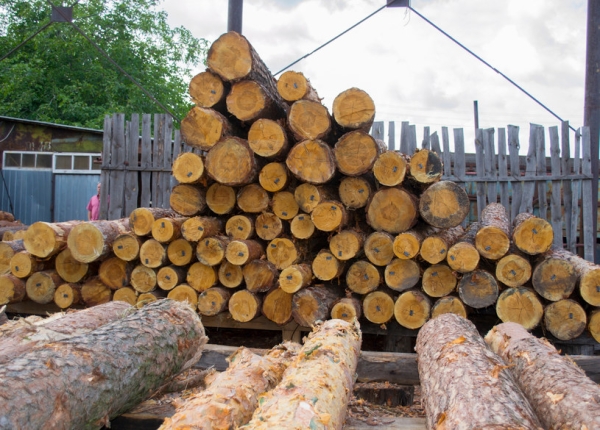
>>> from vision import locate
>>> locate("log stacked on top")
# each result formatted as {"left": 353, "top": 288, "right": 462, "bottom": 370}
{"left": 1, "top": 31, "right": 599, "bottom": 347}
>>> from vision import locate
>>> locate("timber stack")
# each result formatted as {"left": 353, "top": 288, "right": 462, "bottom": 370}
{"left": 1, "top": 31, "right": 599, "bottom": 349}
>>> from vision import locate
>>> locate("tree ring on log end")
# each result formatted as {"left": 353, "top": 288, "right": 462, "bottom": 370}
{"left": 207, "top": 31, "right": 252, "bottom": 81}
{"left": 419, "top": 181, "right": 469, "bottom": 229}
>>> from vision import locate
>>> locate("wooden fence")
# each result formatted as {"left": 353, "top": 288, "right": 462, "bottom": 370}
{"left": 100, "top": 114, "right": 595, "bottom": 262}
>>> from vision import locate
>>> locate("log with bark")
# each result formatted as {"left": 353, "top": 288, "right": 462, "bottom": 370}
{"left": 292, "top": 285, "right": 341, "bottom": 327}
{"left": 262, "top": 287, "right": 294, "bottom": 325}
{"left": 512, "top": 212, "right": 554, "bottom": 255}
{"left": 225, "top": 239, "right": 264, "bottom": 266}
{"left": 431, "top": 295, "right": 468, "bottom": 319}
{"left": 293, "top": 183, "right": 334, "bottom": 213}
{"left": 258, "top": 161, "right": 289, "bottom": 192}
{"left": 243, "top": 259, "right": 279, "bottom": 293}
{"left": 421, "top": 263, "right": 457, "bottom": 298}
{"left": 82, "top": 276, "right": 113, "bottom": 306}
{"left": 530, "top": 249, "right": 577, "bottom": 302}
{"left": 311, "top": 200, "right": 349, "bottom": 232}
{"left": 24, "top": 220, "right": 81, "bottom": 258}
{"left": 394, "top": 289, "right": 431, "bottom": 329}
{"left": 332, "top": 87, "right": 375, "bottom": 132}
{"left": 227, "top": 80, "right": 287, "bottom": 122}
{"left": 334, "top": 131, "right": 385, "bottom": 176}
{"left": 288, "top": 99, "right": 331, "bottom": 141}
{"left": 485, "top": 322, "right": 600, "bottom": 429}
{"left": 129, "top": 208, "right": 178, "bottom": 237}
{"left": 415, "top": 313, "right": 542, "bottom": 429}
{"left": 392, "top": 227, "right": 427, "bottom": 260}
{"left": 331, "top": 296, "right": 362, "bottom": 323}
{"left": 205, "top": 137, "right": 258, "bottom": 186}
{"left": 457, "top": 269, "right": 499, "bottom": 309}
{"left": 169, "top": 184, "right": 207, "bottom": 217}
{"left": 186, "top": 262, "right": 218, "bottom": 293}
{"left": 248, "top": 119, "right": 290, "bottom": 160}
{"left": 139, "top": 239, "right": 168, "bottom": 269}
{"left": 418, "top": 181, "right": 470, "bottom": 229}
{"left": 279, "top": 263, "right": 312, "bottom": 294}
{"left": 372, "top": 150, "right": 408, "bottom": 187}
{"left": 475, "top": 202, "right": 511, "bottom": 260}
{"left": 166, "top": 284, "right": 198, "bottom": 308}
{"left": 495, "top": 287, "right": 544, "bottom": 330}
{"left": 366, "top": 187, "right": 418, "bottom": 234}
{"left": 346, "top": 260, "right": 381, "bottom": 295}
{"left": 419, "top": 225, "right": 464, "bottom": 265}
{"left": 167, "top": 239, "right": 195, "bottom": 267}
{"left": 362, "top": 290, "right": 395, "bottom": 324}
{"left": 272, "top": 190, "right": 300, "bottom": 220}
{"left": 266, "top": 237, "right": 301, "bottom": 270}
{"left": 54, "top": 282, "right": 82, "bottom": 308}
{"left": 237, "top": 183, "right": 270, "bottom": 213}
{"left": 151, "top": 217, "right": 187, "bottom": 244}
{"left": 218, "top": 260, "right": 244, "bottom": 288}
{"left": 229, "top": 289, "right": 262, "bottom": 322}
{"left": 0, "top": 239, "right": 25, "bottom": 275}
{"left": 112, "top": 232, "right": 142, "bottom": 262}
{"left": 181, "top": 106, "right": 236, "bottom": 152}
{"left": 255, "top": 212, "right": 284, "bottom": 241}
{"left": 113, "top": 286, "right": 137, "bottom": 306}
{"left": 196, "top": 236, "right": 230, "bottom": 266}
{"left": 157, "top": 265, "right": 188, "bottom": 291}
{"left": 277, "top": 70, "right": 320, "bottom": 103}
{"left": 130, "top": 266, "right": 158, "bottom": 294}
{"left": 589, "top": 309, "right": 600, "bottom": 343}
{"left": 286, "top": 139, "right": 336, "bottom": 185}
{"left": 446, "top": 222, "right": 480, "bottom": 273}
{"left": 543, "top": 299, "right": 587, "bottom": 341}
{"left": 206, "top": 183, "right": 237, "bottom": 215}
{"left": 10, "top": 250, "right": 52, "bottom": 278}
{"left": 312, "top": 249, "right": 345, "bottom": 281}
{"left": 225, "top": 214, "right": 256, "bottom": 240}
{"left": 180, "top": 216, "right": 223, "bottom": 244}
{"left": 496, "top": 249, "right": 532, "bottom": 288}
{"left": 363, "top": 231, "right": 394, "bottom": 267}
{"left": 171, "top": 152, "right": 205, "bottom": 184}
{"left": 98, "top": 256, "right": 133, "bottom": 290}
{"left": 0, "top": 299, "right": 207, "bottom": 430}
{"left": 67, "top": 219, "right": 130, "bottom": 263}
{"left": 407, "top": 148, "right": 443, "bottom": 187}
{"left": 384, "top": 258, "right": 420, "bottom": 292}
{"left": 197, "top": 286, "right": 231, "bottom": 316}
{"left": 26, "top": 270, "right": 63, "bottom": 304}
{"left": 188, "top": 70, "right": 228, "bottom": 110}
{"left": 338, "top": 175, "right": 372, "bottom": 209}
{"left": 0, "top": 274, "right": 26, "bottom": 305}
{"left": 329, "top": 229, "right": 364, "bottom": 261}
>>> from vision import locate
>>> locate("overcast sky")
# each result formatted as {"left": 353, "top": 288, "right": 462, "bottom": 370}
{"left": 161, "top": 0, "right": 588, "bottom": 153}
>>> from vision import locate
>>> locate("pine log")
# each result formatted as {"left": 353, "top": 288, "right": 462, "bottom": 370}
{"left": 292, "top": 285, "right": 341, "bottom": 327}
{"left": 130, "top": 265, "right": 157, "bottom": 294}
{"left": 0, "top": 211, "right": 14, "bottom": 222}
{"left": 137, "top": 290, "right": 165, "bottom": 307}
{"left": 543, "top": 299, "right": 587, "bottom": 340}
{"left": 229, "top": 290, "right": 262, "bottom": 322}
{"left": 421, "top": 264, "right": 457, "bottom": 298}
{"left": 225, "top": 239, "right": 264, "bottom": 266}
{"left": 363, "top": 231, "right": 395, "bottom": 267}
{"left": 329, "top": 229, "right": 364, "bottom": 261}
{"left": 331, "top": 297, "right": 362, "bottom": 322}
{"left": 188, "top": 70, "right": 228, "bottom": 110}
{"left": 0, "top": 274, "right": 26, "bottom": 305}
{"left": 312, "top": 249, "right": 345, "bottom": 281}
{"left": 416, "top": 314, "right": 542, "bottom": 429}
{"left": 167, "top": 238, "right": 195, "bottom": 267}
{"left": 458, "top": 269, "right": 499, "bottom": 309}
{"left": 372, "top": 151, "right": 408, "bottom": 187}
{"left": 26, "top": 270, "right": 62, "bottom": 304}
{"left": 81, "top": 276, "right": 113, "bottom": 306}
{"left": 157, "top": 265, "right": 187, "bottom": 291}
{"left": 332, "top": 87, "right": 375, "bottom": 132}
{"left": 286, "top": 139, "right": 336, "bottom": 184}
{"left": 205, "top": 136, "right": 258, "bottom": 186}
{"left": 171, "top": 152, "right": 205, "bottom": 184}
{"left": 311, "top": 200, "right": 349, "bottom": 232}
{"left": 0, "top": 239, "right": 25, "bottom": 275}
{"left": 112, "top": 233, "right": 141, "bottom": 262}
{"left": 288, "top": 99, "right": 331, "bottom": 141}
{"left": 266, "top": 237, "right": 301, "bottom": 270}
{"left": 227, "top": 79, "right": 286, "bottom": 122}
{"left": 167, "top": 284, "right": 198, "bottom": 307}
{"left": 475, "top": 202, "right": 511, "bottom": 260}
{"left": 293, "top": 183, "right": 333, "bottom": 213}
{"left": 244, "top": 319, "right": 361, "bottom": 430}
{"left": 187, "top": 262, "right": 218, "bottom": 293}
{"left": 272, "top": 191, "right": 299, "bottom": 220}
{"left": 419, "top": 225, "right": 465, "bottom": 265}
{"left": 277, "top": 70, "right": 320, "bottom": 103}
{"left": 392, "top": 229, "right": 424, "bottom": 260}
{"left": 139, "top": 238, "right": 168, "bottom": 268}
{"left": 225, "top": 215, "right": 255, "bottom": 240}
{"left": 346, "top": 260, "right": 381, "bottom": 294}
{"left": 170, "top": 184, "right": 207, "bottom": 217}
{"left": 206, "top": 183, "right": 236, "bottom": 215}
{"left": 340, "top": 177, "right": 373, "bottom": 213}
{"left": 496, "top": 251, "right": 532, "bottom": 288}
{"left": 237, "top": 183, "right": 270, "bottom": 213}
{"left": 256, "top": 212, "right": 284, "bottom": 241}
{"left": 418, "top": 180, "right": 470, "bottom": 229}
{"left": 67, "top": 219, "right": 130, "bottom": 263}
{"left": 181, "top": 216, "right": 223, "bottom": 243}
{"left": 249, "top": 119, "right": 290, "bottom": 160}
{"left": 113, "top": 286, "right": 138, "bottom": 306}
{"left": 486, "top": 322, "right": 600, "bottom": 428}
{"left": 198, "top": 287, "right": 231, "bottom": 316}
{"left": 588, "top": 309, "right": 600, "bottom": 343}
{"left": 0, "top": 300, "right": 207, "bottom": 430}
{"left": 446, "top": 222, "right": 480, "bottom": 273}
{"left": 99, "top": 257, "right": 133, "bottom": 290}
{"left": 512, "top": 212, "right": 554, "bottom": 255}
{"left": 243, "top": 259, "right": 279, "bottom": 293}
{"left": 181, "top": 106, "right": 235, "bottom": 151}
{"left": 196, "top": 236, "right": 230, "bottom": 266}
{"left": 24, "top": 220, "right": 81, "bottom": 258}
{"left": 495, "top": 287, "right": 543, "bottom": 330}
{"left": 394, "top": 289, "right": 431, "bottom": 329}
{"left": 54, "top": 282, "right": 82, "bottom": 308}
{"left": 161, "top": 344, "right": 299, "bottom": 430}
{"left": 363, "top": 290, "right": 395, "bottom": 324}
{"left": 218, "top": 260, "right": 244, "bottom": 288}
{"left": 279, "top": 263, "right": 312, "bottom": 294}
{"left": 259, "top": 161, "right": 289, "bottom": 192}
{"left": 262, "top": 287, "right": 293, "bottom": 325}
{"left": 129, "top": 208, "right": 178, "bottom": 237}
{"left": 334, "top": 131, "right": 384, "bottom": 176}
{"left": 384, "top": 258, "right": 420, "bottom": 292}
{"left": 431, "top": 295, "right": 468, "bottom": 319}
{"left": 407, "top": 148, "right": 443, "bottom": 186}
{"left": 366, "top": 187, "right": 418, "bottom": 234}
{"left": 10, "top": 251, "right": 50, "bottom": 278}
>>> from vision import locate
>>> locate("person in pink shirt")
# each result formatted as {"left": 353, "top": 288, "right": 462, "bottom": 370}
{"left": 87, "top": 183, "right": 101, "bottom": 220}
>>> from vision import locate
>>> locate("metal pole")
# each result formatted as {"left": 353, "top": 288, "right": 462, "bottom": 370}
{"left": 584, "top": 0, "right": 600, "bottom": 261}
{"left": 228, "top": 0, "right": 243, "bottom": 34}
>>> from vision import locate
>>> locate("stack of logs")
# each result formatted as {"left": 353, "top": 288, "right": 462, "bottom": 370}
{"left": 0, "top": 31, "right": 599, "bottom": 346}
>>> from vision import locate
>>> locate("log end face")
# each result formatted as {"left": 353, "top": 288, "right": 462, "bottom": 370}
{"left": 419, "top": 181, "right": 470, "bottom": 229}
{"left": 206, "top": 138, "right": 256, "bottom": 187}
{"left": 513, "top": 217, "right": 554, "bottom": 255}
{"left": 579, "top": 268, "right": 600, "bottom": 306}
{"left": 207, "top": 31, "right": 252, "bottom": 81}
{"left": 363, "top": 291, "right": 394, "bottom": 324}
{"left": 172, "top": 152, "right": 205, "bottom": 184}
{"left": 373, "top": 151, "right": 407, "bottom": 187}
{"left": 180, "top": 107, "right": 224, "bottom": 151}
{"left": 332, "top": 87, "right": 375, "bottom": 130}
{"left": 446, "top": 243, "right": 479, "bottom": 273}
{"left": 367, "top": 188, "right": 417, "bottom": 234}
{"left": 277, "top": 70, "right": 309, "bottom": 102}
{"left": 431, "top": 296, "right": 467, "bottom": 319}
{"left": 23, "top": 222, "right": 57, "bottom": 258}
{"left": 475, "top": 227, "right": 510, "bottom": 260}
{"left": 495, "top": 287, "right": 543, "bottom": 330}
{"left": 67, "top": 223, "right": 104, "bottom": 263}
{"left": 394, "top": 290, "right": 431, "bottom": 329}
{"left": 544, "top": 299, "right": 587, "bottom": 341}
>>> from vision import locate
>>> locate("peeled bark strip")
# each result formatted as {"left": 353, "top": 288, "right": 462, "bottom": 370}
{"left": 292, "top": 285, "right": 341, "bottom": 327}
{"left": 205, "top": 137, "right": 258, "bottom": 186}
{"left": 170, "top": 184, "right": 207, "bottom": 217}
{"left": 458, "top": 269, "right": 499, "bottom": 309}
{"left": 26, "top": 270, "right": 62, "bottom": 304}
{"left": 167, "top": 285, "right": 198, "bottom": 308}
{"left": 0, "top": 239, "right": 25, "bottom": 275}
{"left": 312, "top": 250, "right": 345, "bottom": 281}
{"left": 238, "top": 184, "right": 270, "bottom": 214}
{"left": 496, "top": 251, "right": 532, "bottom": 288}
{"left": 408, "top": 149, "right": 443, "bottom": 186}
{"left": 331, "top": 297, "right": 362, "bottom": 323}
{"left": 419, "top": 225, "right": 465, "bottom": 265}
{"left": 157, "top": 265, "right": 187, "bottom": 291}
{"left": 161, "top": 344, "right": 299, "bottom": 430}
{"left": 99, "top": 257, "right": 133, "bottom": 290}
{"left": 373, "top": 151, "right": 408, "bottom": 187}
{"left": 366, "top": 187, "right": 418, "bottom": 234}
{"left": 334, "top": 131, "right": 384, "bottom": 176}
{"left": 218, "top": 261, "right": 244, "bottom": 288}
{"left": 279, "top": 264, "right": 312, "bottom": 294}
{"left": 363, "top": 231, "right": 394, "bottom": 267}
{"left": 419, "top": 181, "right": 470, "bottom": 229}
{"left": 512, "top": 212, "right": 554, "bottom": 255}
{"left": 446, "top": 222, "right": 480, "bottom": 273}
{"left": 286, "top": 139, "right": 336, "bottom": 184}
{"left": 486, "top": 322, "right": 600, "bottom": 429}
{"left": 225, "top": 239, "right": 264, "bottom": 266}
{"left": 67, "top": 219, "right": 130, "bottom": 263}
{"left": 0, "top": 300, "right": 207, "bottom": 430}
{"left": 10, "top": 251, "right": 50, "bottom": 278}
{"left": 394, "top": 289, "right": 431, "bottom": 329}
{"left": 243, "top": 259, "right": 279, "bottom": 293}
{"left": 188, "top": 70, "right": 227, "bottom": 109}
{"left": 422, "top": 264, "right": 457, "bottom": 298}
{"left": 249, "top": 119, "right": 290, "bottom": 160}
{"left": 259, "top": 162, "right": 289, "bottom": 192}
{"left": 496, "top": 287, "right": 544, "bottom": 330}
{"left": 262, "top": 287, "right": 294, "bottom": 325}
{"left": 181, "top": 106, "right": 235, "bottom": 151}
{"left": 226, "top": 215, "right": 255, "bottom": 240}
{"left": 416, "top": 314, "right": 542, "bottom": 430}
{"left": 129, "top": 208, "right": 178, "bottom": 237}
{"left": 346, "top": 260, "right": 381, "bottom": 295}
{"left": 332, "top": 87, "right": 375, "bottom": 132}
{"left": 543, "top": 299, "right": 587, "bottom": 340}
{"left": 198, "top": 287, "right": 231, "bottom": 316}
{"left": 277, "top": 70, "right": 320, "bottom": 103}
{"left": 181, "top": 216, "right": 223, "bottom": 243}
{"left": 24, "top": 220, "right": 81, "bottom": 258}
{"left": 206, "top": 183, "right": 236, "bottom": 215}
{"left": 167, "top": 239, "right": 194, "bottom": 268}
{"left": 384, "top": 258, "right": 421, "bottom": 292}
{"left": 112, "top": 233, "right": 142, "bottom": 262}
{"left": 196, "top": 236, "right": 230, "bottom": 266}
{"left": 139, "top": 239, "right": 167, "bottom": 269}
{"left": 266, "top": 237, "right": 300, "bottom": 270}
{"left": 0, "top": 274, "right": 26, "bottom": 305}
{"left": 311, "top": 200, "right": 349, "bottom": 232}
{"left": 244, "top": 319, "right": 361, "bottom": 430}
{"left": 363, "top": 291, "right": 395, "bottom": 324}
{"left": 338, "top": 175, "right": 372, "bottom": 209}
{"left": 171, "top": 152, "right": 205, "bottom": 184}
{"left": 229, "top": 290, "right": 262, "bottom": 322}
{"left": 256, "top": 212, "right": 284, "bottom": 241}
{"left": 113, "top": 287, "right": 137, "bottom": 306}
{"left": 475, "top": 203, "right": 511, "bottom": 260}
{"left": 329, "top": 229, "right": 364, "bottom": 261}
{"left": 431, "top": 295, "right": 468, "bottom": 319}
{"left": 131, "top": 266, "right": 157, "bottom": 294}
{"left": 81, "top": 276, "right": 113, "bottom": 306}
{"left": 294, "top": 183, "right": 333, "bottom": 213}
{"left": 288, "top": 99, "right": 331, "bottom": 141}
{"left": 54, "top": 282, "right": 82, "bottom": 308}
{"left": 187, "top": 262, "right": 218, "bottom": 293}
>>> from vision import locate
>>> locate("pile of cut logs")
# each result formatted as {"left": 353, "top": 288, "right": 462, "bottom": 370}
{"left": 0, "top": 31, "right": 599, "bottom": 346}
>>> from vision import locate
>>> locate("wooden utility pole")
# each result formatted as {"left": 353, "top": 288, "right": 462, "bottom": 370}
{"left": 228, "top": 0, "right": 243, "bottom": 34}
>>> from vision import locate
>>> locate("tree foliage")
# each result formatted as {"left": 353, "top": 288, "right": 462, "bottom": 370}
{"left": 0, "top": 0, "right": 208, "bottom": 128}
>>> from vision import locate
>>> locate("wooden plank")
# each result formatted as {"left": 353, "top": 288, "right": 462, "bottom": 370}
{"left": 519, "top": 124, "right": 538, "bottom": 214}
{"left": 483, "top": 128, "right": 497, "bottom": 205}
{"left": 140, "top": 114, "right": 152, "bottom": 208}
{"left": 440, "top": 127, "right": 452, "bottom": 179}
{"left": 581, "top": 126, "right": 594, "bottom": 261}
{"left": 170, "top": 130, "right": 182, "bottom": 191}
{"left": 549, "top": 126, "right": 563, "bottom": 247}
{"left": 536, "top": 126, "right": 548, "bottom": 220}
{"left": 152, "top": 114, "right": 165, "bottom": 208}
{"left": 108, "top": 113, "right": 126, "bottom": 220}
{"left": 497, "top": 128, "right": 509, "bottom": 213}
{"left": 570, "top": 130, "right": 582, "bottom": 253}
{"left": 421, "top": 126, "right": 430, "bottom": 149}
{"left": 508, "top": 125, "right": 522, "bottom": 221}
{"left": 453, "top": 128, "right": 468, "bottom": 227}
{"left": 388, "top": 121, "right": 396, "bottom": 151}
{"left": 409, "top": 124, "right": 417, "bottom": 155}
{"left": 371, "top": 120, "right": 384, "bottom": 141}
{"left": 474, "top": 128, "right": 486, "bottom": 218}
{"left": 561, "top": 121, "right": 573, "bottom": 249}
{"left": 430, "top": 131, "right": 441, "bottom": 154}
{"left": 162, "top": 116, "right": 173, "bottom": 208}
{"left": 400, "top": 121, "right": 410, "bottom": 154}
{"left": 99, "top": 115, "right": 112, "bottom": 220}
{"left": 124, "top": 114, "right": 139, "bottom": 218}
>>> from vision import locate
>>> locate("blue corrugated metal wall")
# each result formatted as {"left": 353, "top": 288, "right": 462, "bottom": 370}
{"left": 0, "top": 170, "right": 52, "bottom": 224}
{"left": 54, "top": 174, "right": 101, "bottom": 222}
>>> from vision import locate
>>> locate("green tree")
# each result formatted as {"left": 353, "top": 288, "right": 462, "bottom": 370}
{"left": 0, "top": 0, "right": 208, "bottom": 128}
